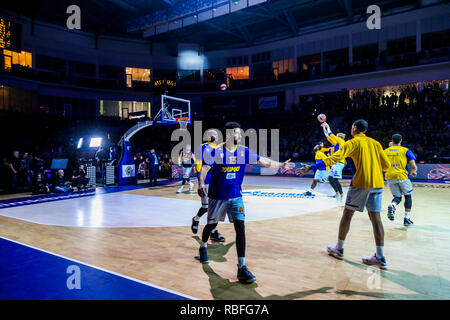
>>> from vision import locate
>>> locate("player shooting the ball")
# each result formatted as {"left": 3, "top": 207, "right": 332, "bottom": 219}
{"left": 297, "top": 119, "right": 391, "bottom": 269}
{"left": 319, "top": 122, "right": 347, "bottom": 205}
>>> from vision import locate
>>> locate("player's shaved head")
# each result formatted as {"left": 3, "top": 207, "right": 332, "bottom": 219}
{"left": 224, "top": 122, "right": 242, "bottom": 145}
{"left": 392, "top": 133, "right": 402, "bottom": 144}
{"left": 224, "top": 121, "right": 241, "bottom": 130}
{"left": 353, "top": 119, "right": 368, "bottom": 133}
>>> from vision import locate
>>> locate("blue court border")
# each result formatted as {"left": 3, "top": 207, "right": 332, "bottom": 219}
{"left": 0, "top": 178, "right": 180, "bottom": 210}
{"left": 0, "top": 236, "right": 195, "bottom": 300}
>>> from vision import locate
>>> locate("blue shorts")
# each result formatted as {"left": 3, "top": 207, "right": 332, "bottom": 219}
{"left": 345, "top": 187, "right": 383, "bottom": 212}
{"left": 207, "top": 197, "right": 245, "bottom": 224}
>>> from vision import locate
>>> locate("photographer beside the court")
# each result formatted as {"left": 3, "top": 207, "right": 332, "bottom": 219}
{"left": 71, "top": 164, "right": 89, "bottom": 191}
{"left": 32, "top": 172, "right": 51, "bottom": 195}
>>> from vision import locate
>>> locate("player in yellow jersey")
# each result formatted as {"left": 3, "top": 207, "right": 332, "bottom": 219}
{"left": 384, "top": 133, "right": 418, "bottom": 226}
{"left": 191, "top": 129, "right": 225, "bottom": 242}
{"left": 320, "top": 122, "right": 347, "bottom": 205}
{"left": 302, "top": 144, "right": 333, "bottom": 196}
{"left": 297, "top": 120, "right": 391, "bottom": 269}
{"left": 177, "top": 144, "right": 196, "bottom": 193}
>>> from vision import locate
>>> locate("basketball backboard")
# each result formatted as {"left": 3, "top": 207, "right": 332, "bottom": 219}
{"left": 157, "top": 95, "right": 191, "bottom": 125}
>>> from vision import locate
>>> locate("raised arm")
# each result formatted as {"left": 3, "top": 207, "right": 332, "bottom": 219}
{"left": 321, "top": 122, "right": 332, "bottom": 137}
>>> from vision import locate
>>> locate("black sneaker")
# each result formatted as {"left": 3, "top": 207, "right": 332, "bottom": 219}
{"left": 237, "top": 265, "right": 257, "bottom": 284}
{"left": 199, "top": 247, "right": 209, "bottom": 264}
{"left": 404, "top": 217, "right": 414, "bottom": 226}
{"left": 191, "top": 217, "right": 199, "bottom": 234}
{"left": 210, "top": 230, "right": 226, "bottom": 242}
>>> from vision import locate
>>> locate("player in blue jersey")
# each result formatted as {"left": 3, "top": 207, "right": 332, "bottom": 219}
{"left": 191, "top": 129, "right": 226, "bottom": 242}
{"left": 197, "top": 122, "right": 295, "bottom": 284}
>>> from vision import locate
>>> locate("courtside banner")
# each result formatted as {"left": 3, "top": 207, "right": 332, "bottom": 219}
{"left": 244, "top": 163, "right": 450, "bottom": 180}
{"left": 172, "top": 163, "right": 450, "bottom": 181}
{"left": 172, "top": 166, "right": 198, "bottom": 179}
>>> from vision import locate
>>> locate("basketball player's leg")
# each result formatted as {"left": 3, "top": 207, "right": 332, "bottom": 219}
{"left": 399, "top": 179, "right": 414, "bottom": 226}
{"left": 331, "top": 163, "right": 345, "bottom": 203}
{"left": 327, "top": 208, "right": 354, "bottom": 259}
{"left": 328, "top": 176, "right": 339, "bottom": 195}
{"left": 387, "top": 180, "right": 402, "bottom": 220}
{"left": 192, "top": 185, "right": 226, "bottom": 240}
{"left": 198, "top": 198, "right": 228, "bottom": 263}
{"left": 363, "top": 191, "right": 387, "bottom": 269}
{"left": 178, "top": 166, "right": 190, "bottom": 193}
{"left": 228, "top": 197, "right": 256, "bottom": 284}
{"left": 304, "top": 170, "right": 320, "bottom": 195}
{"left": 328, "top": 187, "right": 372, "bottom": 259}
{"left": 192, "top": 194, "right": 208, "bottom": 234}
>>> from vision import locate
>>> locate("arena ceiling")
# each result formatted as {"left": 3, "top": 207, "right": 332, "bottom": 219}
{"left": 1, "top": 0, "right": 447, "bottom": 50}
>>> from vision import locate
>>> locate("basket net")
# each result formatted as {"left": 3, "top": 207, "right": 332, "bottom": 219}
{"left": 176, "top": 117, "right": 189, "bottom": 130}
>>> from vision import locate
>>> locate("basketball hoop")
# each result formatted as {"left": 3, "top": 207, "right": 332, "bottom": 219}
{"left": 176, "top": 117, "right": 189, "bottom": 130}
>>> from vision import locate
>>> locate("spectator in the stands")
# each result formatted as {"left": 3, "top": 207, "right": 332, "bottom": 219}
{"left": 53, "top": 169, "right": 73, "bottom": 193}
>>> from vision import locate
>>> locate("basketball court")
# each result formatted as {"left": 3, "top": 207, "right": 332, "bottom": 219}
{"left": 1, "top": 176, "right": 449, "bottom": 300}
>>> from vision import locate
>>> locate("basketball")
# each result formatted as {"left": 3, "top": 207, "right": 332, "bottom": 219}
{"left": 220, "top": 83, "right": 227, "bottom": 91}
{"left": 317, "top": 114, "right": 327, "bottom": 123}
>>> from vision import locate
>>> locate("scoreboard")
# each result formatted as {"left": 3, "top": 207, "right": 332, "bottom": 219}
{"left": 0, "top": 18, "right": 22, "bottom": 53}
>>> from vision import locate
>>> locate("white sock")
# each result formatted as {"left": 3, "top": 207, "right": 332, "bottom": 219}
{"left": 194, "top": 216, "right": 200, "bottom": 222}
{"left": 337, "top": 239, "right": 345, "bottom": 250}
{"left": 376, "top": 246, "right": 384, "bottom": 258}
{"left": 201, "top": 242, "right": 207, "bottom": 248}
{"left": 238, "top": 257, "right": 245, "bottom": 268}
{"left": 212, "top": 227, "right": 218, "bottom": 233}
{"left": 308, "top": 188, "right": 314, "bottom": 193}
{"left": 405, "top": 211, "right": 411, "bottom": 219}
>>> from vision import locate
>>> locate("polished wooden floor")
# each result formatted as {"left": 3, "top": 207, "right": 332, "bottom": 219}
{"left": 1, "top": 178, "right": 449, "bottom": 300}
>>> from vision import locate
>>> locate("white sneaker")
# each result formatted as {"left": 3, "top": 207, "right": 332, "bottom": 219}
{"left": 327, "top": 245, "right": 344, "bottom": 260}
{"left": 177, "top": 186, "right": 184, "bottom": 193}
{"left": 336, "top": 193, "right": 344, "bottom": 206}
